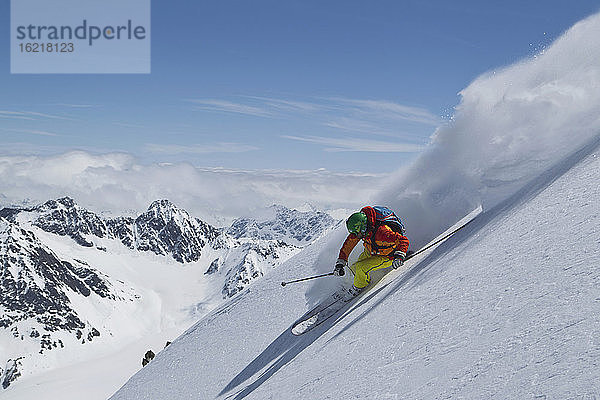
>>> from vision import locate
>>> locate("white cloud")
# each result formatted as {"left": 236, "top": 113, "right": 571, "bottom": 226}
{"left": 325, "top": 97, "right": 442, "bottom": 126}
{"left": 282, "top": 135, "right": 425, "bottom": 153}
{"left": 0, "top": 110, "right": 74, "bottom": 121}
{"left": 144, "top": 142, "right": 259, "bottom": 155}
{"left": 186, "top": 96, "right": 440, "bottom": 140}
{"left": 323, "top": 118, "right": 383, "bottom": 134}
{"left": 0, "top": 111, "right": 35, "bottom": 121}
{"left": 187, "top": 99, "right": 272, "bottom": 117}
{"left": 0, "top": 151, "right": 387, "bottom": 225}
{"left": 51, "top": 103, "right": 97, "bottom": 108}
{"left": 241, "top": 96, "right": 324, "bottom": 112}
{"left": 2, "top": 129, "right": 60, "bottom": 137}
{"left": 112, "top": 122, "right": 147, "bottom": 129}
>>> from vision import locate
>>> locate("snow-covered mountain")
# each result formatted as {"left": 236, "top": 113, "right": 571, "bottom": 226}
{"left": 227, "top": 204, "right": 334, "bottom": 245}
{"left": 0, "top": 198, "right": 336, "bottom": 395}
{"left": 3, "top": 197, "right": 221, "bottom": 262}
{"left": 133, "top": 199, "right": 220, "bottom": 263}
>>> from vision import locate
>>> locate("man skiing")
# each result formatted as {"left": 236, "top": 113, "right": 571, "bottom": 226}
{"left": 333, "top": 206, "right": 409, "bottom": 297}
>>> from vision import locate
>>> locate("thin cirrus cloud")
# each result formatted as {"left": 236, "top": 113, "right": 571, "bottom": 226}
{"left": 323, "top": 117, "right": 394, "bottom": 136}
{"left": 324, "top": 97, "right": 442, "bottom": 126}
{"left": 1, "top": 128, "right": 61, "bottom": 137}
{"left": 240, "top": 95, "right": 324, "bottom": 113}
{"left": 13, "top": 129, "right": 60, "bottom": 137}
{"left": 113, "top": 121, "right": 147, "bottom": 129}
{"left": 187, "top": 95, "right": 441, "bottom": 136}
{"left": 187, "top": 99, "right": 273, "bottom": 117}
{"left": 144, "top": 142, "right": 259, "bottom": 155}
{"left": 50, "top": 103, "right": 97, "bottom": 108}
{"left": 282, "top": 135, "right": 425, "bottom": 153}
{"left": 0, "top": 110, "right": 75, "bottom": 121}
{"left": 0, "top": 111, "right": 36, "bottom": 121}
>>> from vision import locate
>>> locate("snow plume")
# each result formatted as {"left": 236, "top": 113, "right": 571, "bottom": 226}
{"left": 0, "top": 151, "right": 380, "bottom": 225}
{"left": 380, "top": 11, "right": 600, "bottom": 250}
{"left": 307, "top": 12, "right": 600, "bottom": 303}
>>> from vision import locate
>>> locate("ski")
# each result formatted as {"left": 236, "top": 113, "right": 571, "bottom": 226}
{"left": 291, "top": 291, "right": 358, "bottom": 335}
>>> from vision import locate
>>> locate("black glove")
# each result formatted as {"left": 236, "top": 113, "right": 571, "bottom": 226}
{"left": 333, "top": 258, "right": 347, "bottom": 276}
{"left": 392, "top": 251, "right": 406, "bottom": 269}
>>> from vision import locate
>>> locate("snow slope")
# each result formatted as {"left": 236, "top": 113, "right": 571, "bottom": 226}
{"left": 109, "top": 134, "right": 600, "bottom": 399}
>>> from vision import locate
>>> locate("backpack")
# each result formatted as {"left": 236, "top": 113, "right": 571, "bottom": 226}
{"left": 371, "top": 206, "right": 406, "bottom": 235}
{"left": 366, "top": 206, "right": 406, "bottom": 255}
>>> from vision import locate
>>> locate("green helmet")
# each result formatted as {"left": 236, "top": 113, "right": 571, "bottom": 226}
{"left": 346, "top": 212, "right": 368, "bottom": 235}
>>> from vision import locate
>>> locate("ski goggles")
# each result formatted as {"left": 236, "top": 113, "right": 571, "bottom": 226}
{"left": 348, "top": 223, "right": 367, "bottom": 236}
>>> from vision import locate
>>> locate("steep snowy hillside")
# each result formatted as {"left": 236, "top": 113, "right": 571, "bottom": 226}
{"left": 109, "top": 130, "right": 600, "bottom": 400}
{"left": 0, "top": 198, "right": 336, "bottom": 399}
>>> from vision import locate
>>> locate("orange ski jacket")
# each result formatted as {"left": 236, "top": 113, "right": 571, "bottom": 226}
{"left": 338, "top": 206, "right": 409, "bottom": 261}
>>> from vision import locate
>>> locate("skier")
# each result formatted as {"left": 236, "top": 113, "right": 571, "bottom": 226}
{"left": 333, "top": 206, "right": 409, "bottom": 297}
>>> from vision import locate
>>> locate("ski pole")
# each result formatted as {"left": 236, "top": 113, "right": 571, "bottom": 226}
{"left": 281, "top": 272, "right": 334, "bottom": 287}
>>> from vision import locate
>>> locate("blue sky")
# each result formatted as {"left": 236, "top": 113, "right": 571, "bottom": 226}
{"left": 1, "top": 0, "right": 599, "bottom": 173}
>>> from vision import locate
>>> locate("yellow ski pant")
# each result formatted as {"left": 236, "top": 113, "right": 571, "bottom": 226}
{"left": 349, "top": 250, "right": 393, "bottom": 289}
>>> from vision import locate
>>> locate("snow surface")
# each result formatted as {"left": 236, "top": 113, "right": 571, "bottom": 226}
{"left": 109, "top": 12, "right": 600, "bottom": 400}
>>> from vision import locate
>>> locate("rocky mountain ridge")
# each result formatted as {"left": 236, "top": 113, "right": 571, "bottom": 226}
{"left": 2, "top": 197, "right": 221, "bottom": 263}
